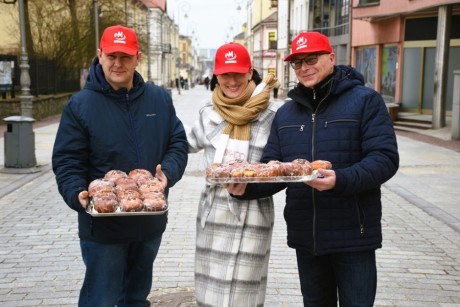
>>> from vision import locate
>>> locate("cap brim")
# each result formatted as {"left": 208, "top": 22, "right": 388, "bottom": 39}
{"left": 102, "top": 46, "right": 138, "bottom": 56}
{"left": 284, "top": 54, "right": 298, "bottom": 62}
{"left": 214, "top": 66, "right": 250, "bottom": 75}
{"left": 284, "top": 49, "right": 332, "bottom": 61}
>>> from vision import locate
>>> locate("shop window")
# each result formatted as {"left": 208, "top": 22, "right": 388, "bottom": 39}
{"left": 355, "top": 47, "right": 376, "bottom": 90}
{"left": 268, "top": 31, "right": 277, "bottom": 50}
{"left": 380, "top": 45, "right": 398, "bottom": 103}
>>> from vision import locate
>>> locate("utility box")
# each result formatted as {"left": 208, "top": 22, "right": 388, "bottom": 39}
{"left": 3, "top": 116, "right": 37, "bottom": 168}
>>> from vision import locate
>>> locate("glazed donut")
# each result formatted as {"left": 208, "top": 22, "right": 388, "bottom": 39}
{"left": 142, "top": 190, "right": 165, "bottom": 199}
{"left": 137, "top": 176, "right": 161, "bottom": 186}
{"left": 138, "top": 179, "right": 164, "bottom": 193}
{"left": 230, "top": 166, "right": 244, "bottom": 178}
{"left": 104, "top": 170, "right": 128, "bottom": 182}
{"left": 128, "top": 169, "right": 153, "bottom": 181}
{"left": 311, "top": 160, "right": 332, "bottom": 170}
{"left": 255, "top": 164, "right": 278, "bottom": 178}
{"left": 88, "top": 179, "right": 115, "bottom": 197}
{"left": 292, "top": 159, "right": 313, "bottom": 175}
{"left": 117, "top": 189, "right": 142, "bottom": 200}
{"left": 212, "top": 165, "right": 231, "bottom": 179}
{"left": 120, "top": 196, "right": 143, "bottom": 212}
{"left": 92, "top": 194, "right": 118, "bottom": 213}
{"left": 243, "top": 164, "right": 257, "bottom": 178}
{"left": 280, "top": 162, "right": 305, "bottom": 177}
{"left": 143, "top": 197, "right": 166, "bottom": 211}
{"left": 115, "top": 177, "right": 138, "bottom": 191}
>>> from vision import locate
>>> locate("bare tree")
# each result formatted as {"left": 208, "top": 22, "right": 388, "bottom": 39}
{"left": 23, "top": 0, "right": 127, "bottom": 69}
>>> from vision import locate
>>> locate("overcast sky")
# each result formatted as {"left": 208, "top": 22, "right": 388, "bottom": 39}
{"left": 167, "top": 0, "right": 247, "bottom": 49}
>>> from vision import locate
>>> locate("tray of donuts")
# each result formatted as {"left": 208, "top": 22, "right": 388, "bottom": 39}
{"left": 86, "top": 169, "right": 168, "bottom": 217}
{"left": 206, "top": 159, "right": 332, "bottom": 184}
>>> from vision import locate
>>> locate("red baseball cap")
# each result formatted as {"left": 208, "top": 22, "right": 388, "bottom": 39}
{"left": 100, "top": 25, "right": 139, "bottom": 56}
{"left": 284, "top": 32, "right": 333, "bottom": 61}
{"left": 214, "top": 42, "right": 252, "bottom": 75}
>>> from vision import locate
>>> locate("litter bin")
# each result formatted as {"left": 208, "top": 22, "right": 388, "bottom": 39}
{"left": 3, "top": 116, "right": 37, "bottom": 168}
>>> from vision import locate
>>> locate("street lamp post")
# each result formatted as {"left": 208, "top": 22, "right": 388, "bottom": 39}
{"left": 94, "top": 0, "right": 100, "bottom": 49}
{"left": 1, "top": 0, "right": 37, "bottom": 172}
{"left": 18, "top": 0, "right": 33, "bottom": 117}
{"left": 176, "top": 1, "right": 190, "bottom": 35}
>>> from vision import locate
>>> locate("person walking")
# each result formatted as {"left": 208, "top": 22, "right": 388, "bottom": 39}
{"left": 176, "top": 77, "right": 181, "bottom": 95}
{"left": 227, "top": 32, "right": 399, "bottom": 306}
{"left": 52, "top": 25, "right": 188, "bottom": 307}
{"left": 186, "top": 42, "right": 279, "bottom": 306}
{"left": 273, "top": 79, "right": 280, "bottom": 99}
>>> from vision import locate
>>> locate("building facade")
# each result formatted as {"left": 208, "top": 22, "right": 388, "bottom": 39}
{"left": 352, "top": 0, "right": 460, "bottom": 128}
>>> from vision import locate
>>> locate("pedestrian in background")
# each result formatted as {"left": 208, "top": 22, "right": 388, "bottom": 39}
{"left": 227, "top": 31, "right": 399, "bottom": 306}
{"left": 203, "top": 76, "right": 210, "bottom": 90}
{"left": 186, "top": 42, "right": 279, "bottom": 306}
{"left": 52, "top": 25, "right": 188, "bottom": 306}
{"left": 176, "top": 77, "right": 181, "bottom": 95}
{"left": 273, "top": 78, "right": 280, "bottom": 99}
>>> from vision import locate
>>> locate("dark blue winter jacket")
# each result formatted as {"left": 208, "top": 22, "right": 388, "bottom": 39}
{"left": 241, "top": 65, "right": 399, "bottom": 255}
{"left": 52, "top": 58, "right": 188, "bottom": 244}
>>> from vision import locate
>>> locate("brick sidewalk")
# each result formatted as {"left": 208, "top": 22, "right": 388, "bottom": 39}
{"left": 1, "top": 86, "right": 459, "bottom": 306}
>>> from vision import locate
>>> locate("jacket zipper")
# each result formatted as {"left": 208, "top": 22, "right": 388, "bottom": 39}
{"left": 311, "top": 112, "right": 317, "bottom": 254}
{"left": 311, "top": 87, "right": 330, "bottom": 255}
{"left": 355, "top": 196, "right": 365, "bottom": 234}
{"left": 324, "top": 119, "right": 359, "bottom": 127}
{"left": 279, "top": 124, "right": 305, "bottom": 132}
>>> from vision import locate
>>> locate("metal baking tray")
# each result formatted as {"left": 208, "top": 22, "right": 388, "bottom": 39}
{"left": 206, "top": 171, "right": 320, "bottom": 184}
{"left": 86, "top": 201, "right": 168, "bottom": 217}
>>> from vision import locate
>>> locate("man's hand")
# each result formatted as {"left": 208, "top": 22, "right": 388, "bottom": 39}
{"left": 225, "top": 182, "right": 248, "bottom": 196}
{"left": 306, "top": 169, "right": 336, "bottom": 191}
{"left": 78, "top": 190, "right": 89, "bottom": 208}
{"left": 155, "top": 164, "right": 168, "bottom": 190}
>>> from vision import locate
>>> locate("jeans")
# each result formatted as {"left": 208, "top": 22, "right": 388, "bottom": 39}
{"left": 296, "top": 249, "right": 377, "bottom": 307}
{"left": 78, "top": 236, "right": 162, "bottom": 307}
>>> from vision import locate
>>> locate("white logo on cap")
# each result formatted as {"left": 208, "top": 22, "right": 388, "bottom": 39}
{"left": 113, "top": 31, "right": 127, "bottom": 45}
{"left": 224, "top": 50, "right": 237, "bottom": 64}
{"left": 296, "top": 36, "right": 308, "bottom": 51}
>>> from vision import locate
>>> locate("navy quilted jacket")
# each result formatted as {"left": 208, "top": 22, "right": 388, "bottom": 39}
{"left": 52, "top": 58, "right": 188, "bottom": 244}
{"left": 242, "top": 65, "right": 399, "bottom": 255}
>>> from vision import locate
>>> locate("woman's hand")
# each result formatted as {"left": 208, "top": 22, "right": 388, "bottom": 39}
{"left": 225, "top": 182, "right": 248, "bottom": 196}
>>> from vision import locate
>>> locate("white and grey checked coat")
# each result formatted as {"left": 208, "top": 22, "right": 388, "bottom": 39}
{"left": 187, "top": 100, "right": 280, "bottom": 307}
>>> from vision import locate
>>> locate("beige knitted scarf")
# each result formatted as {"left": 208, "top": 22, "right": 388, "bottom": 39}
{"left": 212, "top": 73, "right": 277, "bottom": 140}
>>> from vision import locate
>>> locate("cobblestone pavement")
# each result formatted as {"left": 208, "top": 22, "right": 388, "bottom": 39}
{"left": 0, "top": 86, "right": 459, "bottom": 306}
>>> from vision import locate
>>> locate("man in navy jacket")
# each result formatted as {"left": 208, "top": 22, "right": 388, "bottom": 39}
{"left": 227, "top": 32, "right": 399, "bottom": 306}
{"left": 52, "top": 25, "right": 188, "bottom": 306}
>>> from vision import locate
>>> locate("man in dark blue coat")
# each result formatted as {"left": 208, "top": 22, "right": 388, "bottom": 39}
{"left": 52, "top": 25, "right": 188, "bottom": 306}
{"left": 227, "top": 32, "right": 399, "bottom": 306}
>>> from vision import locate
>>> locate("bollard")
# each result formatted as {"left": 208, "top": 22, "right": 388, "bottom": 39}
{"left": 452, "top": 71, "right": 460, "bottom": 140}
{"left": 3, "top": 116, "right": 37, "bottom": 168}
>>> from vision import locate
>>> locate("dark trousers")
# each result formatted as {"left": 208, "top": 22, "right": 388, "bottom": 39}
{"left": 296, "top": 249, "right": 377, "bottom": 307}
{"left": 79, "top": 236, "right": 162, "bottom": 307}
{"left": 273, "top": 88, "right": 279, "bottom": 99}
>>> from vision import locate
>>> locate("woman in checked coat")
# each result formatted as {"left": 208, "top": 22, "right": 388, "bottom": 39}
{"left": 186, "top": 42, "right": 279, "bottom": 306}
